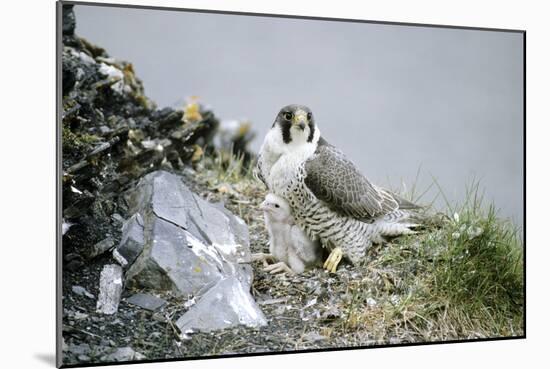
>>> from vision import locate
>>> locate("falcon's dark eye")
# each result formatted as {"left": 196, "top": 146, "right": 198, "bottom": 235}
{"left": 283, "top": 112, "right": 293, "bottom": 121}
{"left": 307, "top": 112, "right": 312, "bottom": 121}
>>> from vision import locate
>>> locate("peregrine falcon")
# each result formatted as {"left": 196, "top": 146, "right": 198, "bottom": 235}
{"left": 252, "top": 193, "right": 323, "bottom": 275}
{"left": 257, "top": 104, "right": 423, "bottom": 272}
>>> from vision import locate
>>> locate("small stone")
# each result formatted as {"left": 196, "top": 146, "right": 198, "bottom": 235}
{"left": 302, "top": 331, "right": 326, "bottom": 343}
{"left": 126, "top": 293, "right": 167, "bottom": 311}
{"left": 72, "top": 285, "right": 95, "bottom": 299}
{"left": 74, "top": 311, "right": 88, "bottom": 320}
{"left": 99, "top": 125, "right": 112, "bottom": 134}
{"left": 62, "top": 219, "right": 74, "bottom": 235}
{"left": 135, "top": 351, "right": 147, "bottom": 360}
{"left": 101, "top": 347, "right": 144, "bottom": 362}
{"left": 77, "top": 355, "right": 90, "bottom": 362}
{"left": 112, "top": 249, "right": 128, "bottom": 267}
{"left": 111, "top": 213, "right": 124, "bottom": 223}
{"left": 68, "top": 343, "right": 90, "bottom": 355}
{"left": 88, "top": 237, "right": 115, "bottom": 259}
{"left": 96, "top": 264, "right": 123, "bottom": 315}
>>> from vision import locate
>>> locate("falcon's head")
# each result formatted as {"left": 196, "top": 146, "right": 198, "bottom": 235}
{"left": 272, "top": 104, "right": 318, "bottom": 145}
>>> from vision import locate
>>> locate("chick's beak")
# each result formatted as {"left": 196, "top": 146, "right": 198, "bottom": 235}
{"left": 259, "top": 201, "right": 269, "bottom": 211}
{"left": 293, "top": 111, "right": 307, "bottom": 130}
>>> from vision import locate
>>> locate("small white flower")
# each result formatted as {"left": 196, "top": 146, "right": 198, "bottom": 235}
{"left": 453, "top": 213, "right": 460, "bottom": 223}
{"left": 452, "top": 232, "right": 461, "bottom": 239}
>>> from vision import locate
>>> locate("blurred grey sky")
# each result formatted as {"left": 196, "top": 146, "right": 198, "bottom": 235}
{"left": 74, "top": 5, "right": 524, "bottom": 226}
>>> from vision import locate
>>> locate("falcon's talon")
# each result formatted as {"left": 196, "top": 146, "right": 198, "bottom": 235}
{"left": 323, "top": 247, "right": 343, "bottom": 273}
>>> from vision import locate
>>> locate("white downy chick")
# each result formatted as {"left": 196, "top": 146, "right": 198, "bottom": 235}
{"left": 257, "top": 193, "right": 322, "bottom": 274}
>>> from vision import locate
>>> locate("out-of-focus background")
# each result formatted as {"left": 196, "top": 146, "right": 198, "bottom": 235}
{"left": 74, "top": 5, "right": 524, "bottom": 226}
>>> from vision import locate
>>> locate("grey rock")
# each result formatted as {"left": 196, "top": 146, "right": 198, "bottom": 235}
{"left": 112, "top": 249, "right": 128, "bottom": 267}
{"left": 99, "top": 125, "right": 112, "bottom": 134}
{"left": 126, "top": 217, "right": 226, "bottom": 296}
{"left": 124, "top": 170, "right": 248, "bottom": 249}
{"left": 62, "top": 5, "right": 76, "bottom": 36}
{"left": 111, "top": 213, "right": 124, "bottom": 223}
{"left": 116, "top": 214, "right": 144, "bottom": 266}
{"left": 96, "top": 264, "right": 123, "bottom": 314}
{"left": 62, "top": 219, "right": 73, "bottom": 235}
{"left": 123, "top": 171, "right": 253, "bottom": 296}
{"left": 67, "top": 343, "right": 90, "bottom": 355}
{"left": 71, "top": 285, "right": 95, "bottom": 299}
{"left": 302, "top": 331, "right": 326, "bottom": 343}
{"left": 117, "top": 170, "right": 266, "bottom": 333}
{"left": 101, "top": 347, "right": 145, "bottom": 362}
{"left": 176, "top": 276, "right": 267, "bottom": 336}
{"left": 126, "top": 293, "right": 167, "bottom": 311}
{"left": 77, "top": 355, "right": 90, "bottom": 362}
{"left": 88, "top": 237, "right": 115, "bottom": 259}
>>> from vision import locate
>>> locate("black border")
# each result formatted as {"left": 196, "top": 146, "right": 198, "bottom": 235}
{"left": 56, "top": 1, "right": 527, "bottom": 368}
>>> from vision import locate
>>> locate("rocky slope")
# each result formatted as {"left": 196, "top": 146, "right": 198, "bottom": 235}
{"left": 61, "top": 4, "right": 261, "bottom": 365}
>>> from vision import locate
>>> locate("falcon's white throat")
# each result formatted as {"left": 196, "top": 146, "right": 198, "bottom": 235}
{"left": 262, "top": 124, "right": 321, "bottom": 195}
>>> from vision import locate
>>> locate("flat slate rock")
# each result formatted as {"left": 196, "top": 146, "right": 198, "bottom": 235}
{"left": 176, "top": 275, "right": 267, "bottom": 337}
{"left": 126, "top": 293, "right": 167, "bottom": 311}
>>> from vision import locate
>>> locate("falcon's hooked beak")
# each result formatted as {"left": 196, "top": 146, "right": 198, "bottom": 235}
{"left": 292, "top": 110, "right": 307, "bottom": 130}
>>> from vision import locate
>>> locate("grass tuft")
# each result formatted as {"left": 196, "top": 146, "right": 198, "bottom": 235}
{"left": 350, "top": 179, "right": 524, "bottom": 340}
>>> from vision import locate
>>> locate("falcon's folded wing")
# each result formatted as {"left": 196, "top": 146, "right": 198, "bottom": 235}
{"left": 304, "top": 141, "right": 398, "bottom": 220}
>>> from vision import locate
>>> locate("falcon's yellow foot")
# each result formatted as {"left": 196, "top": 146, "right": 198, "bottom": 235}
{"left": 323, "top": 247, "right": 343, "bottom": 273}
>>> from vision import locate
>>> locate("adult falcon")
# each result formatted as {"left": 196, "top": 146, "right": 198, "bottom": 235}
{"left": 256, "top": 104, "right": 423, "bottom": 272}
